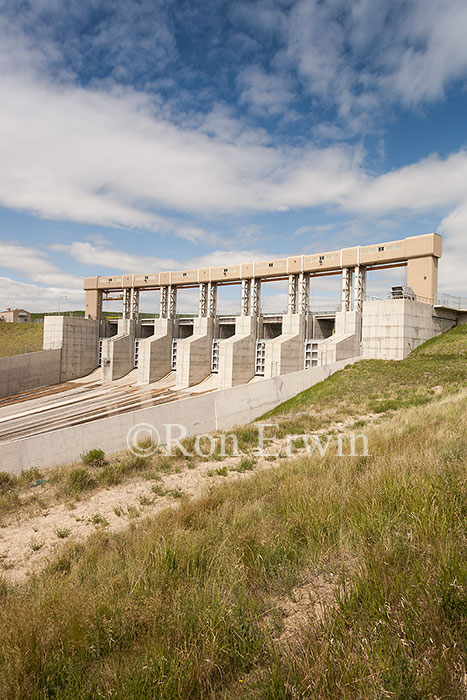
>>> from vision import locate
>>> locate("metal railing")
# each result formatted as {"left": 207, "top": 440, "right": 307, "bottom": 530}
{"left": 255, "top": 340, "right": 266, "bottom": 376}
{"left": 437, "top": 293, "right": 467, "bottom": 310}
{"left": 304, "top": 340, "right": 320, "bottom": 369}
{"left": 211, "top": 339, "right": 220, "bottom": 373}
{"left": 134, "top": 339, "right": 140, "bottom": 368}
{"left": 171, "top": 339, "right": 178, "bottom": 371}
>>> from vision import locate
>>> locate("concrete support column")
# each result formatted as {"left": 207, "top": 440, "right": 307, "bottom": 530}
{"left": 123, "top": 289, "right": 131, "bottom": 319}
{"left": 353, "top": 266, "right": 366, "bottom": 312}
{"left": 85, "top": 289, "right": 102, "bottom": 320}
{"left": 130, "top": 288, "right": 140, "bottom": 320}
{"left": 318, "top": 310, "right": 362, "bottom": 365}
{"left": 241, "top": 279, "right": 251, "bottom": 316}
{"left": 288, "top": 274, "right": 298, "bottom": 314}
{"left": 298, "top": 272, "right": 310, "bottom": 315}
{"left": 198, "top": 283, "right": 208, "bottom": 316}
{"left": 341, "top": 268, "right": 353, "bottom": 311}
{"left": 168, "top": 285, "right": 177, "bottom": 319}
{"left": 406, "top": 256, "right": 438, "bottom": 304}
{"left": 160, "top": 286, "right": 168, "bottom": 319}
{"left": 208, "top": 282, "right": 217, "bottom": 317}
{"left": 249, "top": 278, "right": 261, "bottom": 316}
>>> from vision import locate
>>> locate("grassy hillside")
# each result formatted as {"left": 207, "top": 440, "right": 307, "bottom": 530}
{"left": 0, "top": 327, "right": 466, "bottom": 699}
{"left": 0, "top": 322, "right": 43, "bottom": 358}
{"left": 263, "top": 323, "right": 467, "bottom": 432}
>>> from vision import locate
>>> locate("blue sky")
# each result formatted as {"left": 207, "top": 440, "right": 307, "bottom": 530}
{"left": 0, "top": 0, "right": 466, "bottom": 313}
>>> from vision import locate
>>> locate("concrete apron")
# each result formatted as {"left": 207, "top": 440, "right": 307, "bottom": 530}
{"left": 0, "top": 357, "right": 361, "bottom": 474}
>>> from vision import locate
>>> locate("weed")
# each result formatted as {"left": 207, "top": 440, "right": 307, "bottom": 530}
{"left": 30, "top": 540, "right": 43, "bottom": 552}
{"left": 81, "top": 449, "right": 106, "bottom": 468}
{"left": 139, "top": 494, "right": 155, "bottom": 506}
{"left": 55, "top": 527, "right": 71, "bottom": 539}
{"left": 65, "top": 468, "right": 96, "bottom": 495}
{"left": 151, "top": 484, "right": 167, "bottom": 497}
{"left": 88, "top": 514, "right": 109, "bottom": 528}
{"left": 236, "top": 457, "right": 255, "bottom": 472}
{"left": 0, "top": 472, "right": 16, "bottom": 493}
{"left": 167, "top": 487, "right": 183, "bottom": 499}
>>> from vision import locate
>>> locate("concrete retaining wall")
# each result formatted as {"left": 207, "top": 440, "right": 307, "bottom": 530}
{"left": 362, "top": 299, "right": 435, "bottom": 360}
{"left": 0, "top": 356, "right": 360, "bottom": 474}
{"left": 44, "top": 316, "right": 99, "bottom": 381}
{"left": 0, "top": 349, "right": 61, "bottom": 398}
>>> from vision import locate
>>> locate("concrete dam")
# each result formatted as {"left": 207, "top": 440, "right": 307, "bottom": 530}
{"left": 1, "top": 232, "right": 465, "bottom": 473}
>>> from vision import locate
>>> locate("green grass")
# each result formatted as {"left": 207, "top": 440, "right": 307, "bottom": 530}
{"left": 263, "top": 324, "right": 467, "bottom": 427}
{"left": 0, "top": 322, "right": 43, "bottom": 357}
{"left": 0, "top": 393, "right": 465, "bottom": 699}
{"left": 0, "top": 327, "right": 465, "bottom": 699}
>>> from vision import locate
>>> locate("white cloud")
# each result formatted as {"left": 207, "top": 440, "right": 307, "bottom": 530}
{"left": 343, "top": 151, "right": 467, "bottom": 213}
{"left": 56, "top": 241, "right": 267, "bottom": 273}
{"left": 238, "top": 66, "right": 294, "bottom": 114}
{"left": 0, "top": 276, "right": 83, "bottom": 313}
{"left": 274, "top": 0, "right": 467, "bottom": 123}
{"left": 50, "top": 242, "right": 180, "bottom": 272}
{"left": 0, "top": 240, "right": 81, "bottom": 288}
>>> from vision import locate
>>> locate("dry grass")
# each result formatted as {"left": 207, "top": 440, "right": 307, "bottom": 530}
{"left": 0, "top": 326, "right": 465, "bottom": 699}
{"left": 0, "top": 392, "right": 465, "bottom": 699}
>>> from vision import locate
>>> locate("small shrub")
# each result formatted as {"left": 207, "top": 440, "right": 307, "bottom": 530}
{"left": 55, "top": 527, "right": 70, "bottom": 539}
{"left": 81, "top": 449, "right": 106, "bottom": 468}
{"left": 0, "top": 472, "right": 17, "bottom": 493}
{"left": 89, "top": 513, "right": 109, "bottom": 527}
{"left": 142, "top": 471, "right": 161, "bottom": 481}
{"left": 66, "top": 468, "right": 96, "bottom": 494}
{"left": 139, "top": 494, "right": 155, "bottom": 506}
{"left": 167, "top": 487, "right": 183, "bottom": 499}
{"left": 113, "top": 506, "right": 123, "bottom": 517}
{"left": 215, "top": 466, "right": 228, "bottom": 476}
{"left": 237, "top": 457, "right": 255, "bottom": 472}
{"left": 30, "top": 539, "right": 43, "bottom": 551}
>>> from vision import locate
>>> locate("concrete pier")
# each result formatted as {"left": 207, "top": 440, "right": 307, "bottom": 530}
{"left": 137, "top": 318, "right": 175, "bottom": 383}
{"left": 217, "top": 315, "right": 257, "bottom": 389}
{"left": 263, "top": 313, "right": 306, "bottom": 378}
{"left": 102, "top": 318, "right": 136, "bottom": 382}
{"left": 176, "top": 316, "right": 215, "bottom": 389}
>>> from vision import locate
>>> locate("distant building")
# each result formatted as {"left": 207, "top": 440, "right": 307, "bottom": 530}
{"left": 0, "top": 308, "right": 31, "bottom": 323}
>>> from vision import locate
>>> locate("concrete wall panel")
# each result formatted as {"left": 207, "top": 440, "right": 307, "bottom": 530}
{"left": 0, "top": 349, "right": 61, "bottom": 398}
